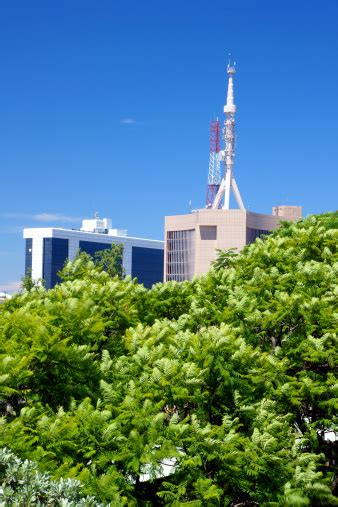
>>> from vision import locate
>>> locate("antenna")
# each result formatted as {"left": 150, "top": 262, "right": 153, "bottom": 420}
{"left": 212, "top": 59, "right": 245, "bottom": 210}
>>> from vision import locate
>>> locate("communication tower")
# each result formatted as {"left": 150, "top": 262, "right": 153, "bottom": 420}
{"left": 212, "top": 60, "right": 245, "bottom": 210}
{"left": 206, "top": 119, "right": 221, "bottom": 208}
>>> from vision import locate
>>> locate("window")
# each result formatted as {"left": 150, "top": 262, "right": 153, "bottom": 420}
{"left": 43, "top": 238, "right": 69, "bottom": 289}
{"left": 166, "top": 229, "right": 195, "bottom": 282}
{"left": 200, "top": 225, "right": 217, "bottom": 240}
{"left": 246, "top": 228, "right": 270, "bottom": 244}
{"left": 25, "top": 239, "right": 32, "bottom": 275}
{"left": 132, "top": 247, "right": 164, "bottom": 288}
{"left": 79, "top": 240, "right": 112, "bottom": 257}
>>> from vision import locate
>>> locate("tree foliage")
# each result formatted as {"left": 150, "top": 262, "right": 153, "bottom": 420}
{"left": 59, "top": 244, "right": 125, "bottom": 283}
{"left": 21, "top": 267, "right": 45, "bottom": 291}
{"left": 0, "top": 212, "right": 337, "bottom": 505}
{"left": 0, "top": 447, "right": 103, "bottom": 506}
{"left": 94, "top": 243, "right": 125, "bottom": 279}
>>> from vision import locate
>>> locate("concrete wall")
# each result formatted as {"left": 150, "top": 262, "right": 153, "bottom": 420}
{"left": 272, "top": 205, "right": 302, "bottom": 221}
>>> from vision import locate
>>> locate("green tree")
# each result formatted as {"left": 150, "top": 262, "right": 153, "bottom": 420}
{"left": 59, "top": 245, "right": 125, "bottom": 283}
{"left": 0, "top": 212, "right": 336, "bottom": 504}
{"left": 140, "top": 280, "right": 195, "bottom": 325}
{"left": 95, "top": 243, "right": 125, "bottom": 279}
{"left": 211, "top": 247, "right": 238, "bottom": 271}
{"left": 21, "top": 267, "right": 45, "bottom": 291}
{"left": 58, "top": 251, "right": 98, "bottom": 282}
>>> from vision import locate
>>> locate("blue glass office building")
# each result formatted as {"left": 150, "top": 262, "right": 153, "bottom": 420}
{"left": 24, "top": 218, "right": 164, "bottom": 289}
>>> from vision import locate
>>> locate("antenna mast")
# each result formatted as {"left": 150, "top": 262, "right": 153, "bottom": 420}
{"left": 206, "top": 118, "right": 221, "bottom": 208}
{"left": 212, "top": 60, "right": 245, "bottom": 210}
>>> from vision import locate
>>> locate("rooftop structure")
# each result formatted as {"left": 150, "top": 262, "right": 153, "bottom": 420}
{"left": 80, "top": 213, "right": 128, "bottom": 236}
{"left": 24, "top": 216, "right": 164, "bottom": 289}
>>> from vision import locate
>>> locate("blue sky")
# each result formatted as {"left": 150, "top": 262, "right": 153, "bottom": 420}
{"left": 1, "top": 0, "right": 337, "bottom": 292}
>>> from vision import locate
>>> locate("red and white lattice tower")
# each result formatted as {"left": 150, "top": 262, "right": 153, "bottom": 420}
{"left": 206, "top": 118, "right": 222, "bottom": 208}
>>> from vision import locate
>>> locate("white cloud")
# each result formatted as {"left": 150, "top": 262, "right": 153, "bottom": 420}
{"left": 1, "top": 212, "right": 81, "bottom": 223}
{"left": 0, "top": 280, "right": 21, "bottom": 294}
{"left": 1, "top": 212, "right": 27, "bottom": 219}
{"left": 32, "top": 213, "right": 81, "bottom": 223}
{"left": 120, "top": 117, "right": 137, "bottom": 125}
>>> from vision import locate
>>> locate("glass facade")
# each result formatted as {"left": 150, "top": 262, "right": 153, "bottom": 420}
{"left": 25, "top": 238, "right": 32, "bottom": 275}
{"left": 246, "top": 227, "right": 270, "bottom": 244}
{"left": 79, "top": 241, "right": 112, "bottom": 257}
{"left": 80, "top": 241, "right": 163, "bottom": 288}
{"left": 39, "top": 238, "right": 163, "bottom": 290}
{"left": 166, "top": 229, "right": 195, "bottom": 282}
{"left": 132, "top": 246, "right": 164, "bottom": 288}
{"left": 43, "top": 238, "right": 69, "bottom": 289}
{"left": 79, "top": 240, "right": 123, "bottom": 273}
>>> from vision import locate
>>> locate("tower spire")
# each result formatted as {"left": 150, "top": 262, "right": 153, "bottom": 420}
{"left": 224, "top": 61, "right": 236, "bottom": 112}
{"left": 212, "top": 60, "right": 245, "bottom": 210}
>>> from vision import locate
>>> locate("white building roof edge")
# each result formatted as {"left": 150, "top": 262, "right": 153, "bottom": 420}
{"left": 23, "top": 227, "right": 163, "bottom": 245}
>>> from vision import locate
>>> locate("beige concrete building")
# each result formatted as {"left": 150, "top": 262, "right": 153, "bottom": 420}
{"left": 164, "top": 206, "right": 301, "bottom": 281}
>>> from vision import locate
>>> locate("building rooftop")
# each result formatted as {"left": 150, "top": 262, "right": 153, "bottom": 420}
{"left": 23, "top": 215, "right": 163, "bottom": 244}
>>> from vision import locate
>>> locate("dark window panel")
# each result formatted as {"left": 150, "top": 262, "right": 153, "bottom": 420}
{"left": 132, "top": 246, "right": 164, "bottom": 288}
{"left": 200, "top": 225, "right": 217, "bottom": 240}
{"left": 43, "top": 238, "right": 69, "bottom": 289}
{"left": 79, "top": 241, "right": 112, "bottom": 257}
{"left": 25, "top": 238, "right": 32, "bottom": 275}
{"left": 246, "top": 228, "right": 270, "bottom": 244}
